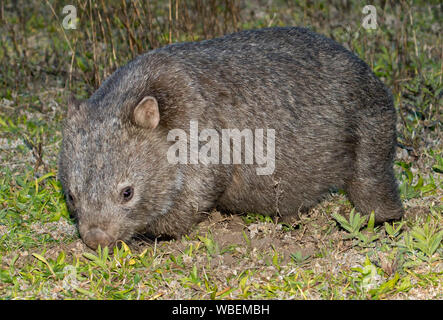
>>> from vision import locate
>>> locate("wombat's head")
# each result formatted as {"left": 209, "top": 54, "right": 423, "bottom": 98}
{"left": 58, "top": 96, "right": 181, "bottom": 250}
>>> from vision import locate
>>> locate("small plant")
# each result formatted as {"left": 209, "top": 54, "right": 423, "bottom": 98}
{"left": 351, "top": 256, "right": 382, "bottom": 293}
{"left": 432, "top": 154, "right": 443, "bottom": 174}
{"left": 198, "top": 233, "right": 219, "bottom": 258}
{"left": 332, "top": 210, "right": 380, "bottom": 246}
{"left": 384, "top": 221, "right": 405, "bottom": 239}
{"left": 242, "top": 212, "right": 274, "bottom": 225}
{"left": 351, "top": 256, "right": 413, "bottom": 299}
{"left": 332, "top": 209, "right": 366, "bottom": 237}
{"left": 403, "top": 222, "right": 443, "bottom": 260}
{"left": 290, "top": 251, "right": 311, "bottom": 266}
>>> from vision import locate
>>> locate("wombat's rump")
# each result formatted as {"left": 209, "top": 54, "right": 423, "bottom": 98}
{"left": 58, "top": 27, "right": 403, "bottom": 250}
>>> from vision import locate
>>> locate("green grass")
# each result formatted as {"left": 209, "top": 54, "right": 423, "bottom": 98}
{"left": 0, "top": 0, "right": 442, "bottom": 299}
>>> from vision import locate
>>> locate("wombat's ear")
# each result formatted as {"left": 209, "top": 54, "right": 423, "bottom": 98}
{"left": 132, "top": 96, "right": 160, "bottom": 129}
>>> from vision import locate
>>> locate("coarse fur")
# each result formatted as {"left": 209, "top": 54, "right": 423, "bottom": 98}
{"left": 58, "top": 27, "right": 404, "bottom": 249}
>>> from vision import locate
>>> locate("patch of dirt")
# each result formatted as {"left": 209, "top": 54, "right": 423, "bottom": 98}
{"left": 158, "top": 204, "right": 344, "bottom": 270}
{"left": 29, "top": 219, "right": 77, "bottom": 241}
{"left": 403, "top": 205, "right": 431, "bottom": 220}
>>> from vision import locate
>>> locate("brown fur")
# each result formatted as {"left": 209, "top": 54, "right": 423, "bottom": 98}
{"left": 58, "top": 27, "right": 403, "bottom": 249}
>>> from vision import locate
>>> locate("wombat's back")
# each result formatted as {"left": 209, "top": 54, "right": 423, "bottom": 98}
{"left": 159, "top": 26, "right": 354, "bottom": 69}
{"left": 151, "top": 26, "right": 392, "bottom": 123}
{"left": 92, "top": 26, "right": 390, "bottom": 125}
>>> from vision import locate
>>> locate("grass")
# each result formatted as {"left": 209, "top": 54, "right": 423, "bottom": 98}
{"left": 0, "top": 0, "right": 442, "bottom": 299}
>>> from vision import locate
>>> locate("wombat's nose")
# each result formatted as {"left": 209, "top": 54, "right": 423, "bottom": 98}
{"left": 83, "top": 228, "right": 113, "bottom": 250}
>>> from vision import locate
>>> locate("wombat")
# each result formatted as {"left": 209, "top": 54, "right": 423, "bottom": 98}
{"left": 58, "top": 27, "right": 404, "bottom": 250}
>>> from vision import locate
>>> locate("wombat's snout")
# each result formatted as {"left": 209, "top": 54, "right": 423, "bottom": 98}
{"left": 83, "top": 228, "right": 114, "bottom": 250}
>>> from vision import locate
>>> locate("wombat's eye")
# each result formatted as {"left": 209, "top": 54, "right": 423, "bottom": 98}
{"left": 120, "top": 186, "right": 134, "bottom": 202}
